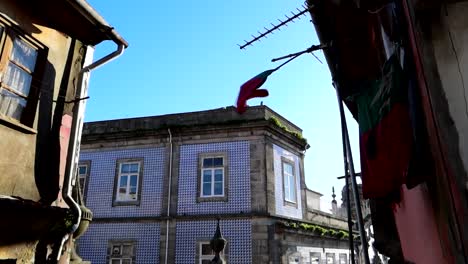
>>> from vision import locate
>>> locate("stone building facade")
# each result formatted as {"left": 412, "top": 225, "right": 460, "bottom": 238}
{"left": 77, "top": 106, "right": 352, "bottom": 263}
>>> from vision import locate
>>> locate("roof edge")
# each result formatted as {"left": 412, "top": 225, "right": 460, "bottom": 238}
{"left": 66, "top": 0, "right": 128, "bottom": 47}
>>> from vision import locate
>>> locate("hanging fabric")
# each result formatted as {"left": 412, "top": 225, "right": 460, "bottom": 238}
{"left": 349, "top": 54, "right": 413, "bottom": 200}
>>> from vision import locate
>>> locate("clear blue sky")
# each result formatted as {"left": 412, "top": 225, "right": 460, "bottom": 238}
{"left": 85, "top": 0, "right": 361, "bottom": 211}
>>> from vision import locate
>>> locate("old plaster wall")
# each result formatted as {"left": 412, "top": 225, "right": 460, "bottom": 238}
{"left": 0, "top": 3, "right": 80, "bottom": 201}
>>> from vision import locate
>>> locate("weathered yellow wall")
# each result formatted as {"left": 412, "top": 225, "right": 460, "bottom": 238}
{"left": 0, "top": 126, "right": 37, "bottom": 198}
{"left": 0, "top": 2, "right": 82, "bottom": 201}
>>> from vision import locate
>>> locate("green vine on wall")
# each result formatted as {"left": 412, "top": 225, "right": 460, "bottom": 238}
{"left": 278, "top": 221, "right": 357, "bottom": 241}
{"left": 269, "top": 117, "right": 308, "bottom": 148}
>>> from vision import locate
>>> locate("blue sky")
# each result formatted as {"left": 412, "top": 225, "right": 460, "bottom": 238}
{"left": 86, "top": 0, "right": 361, "bottom": 211}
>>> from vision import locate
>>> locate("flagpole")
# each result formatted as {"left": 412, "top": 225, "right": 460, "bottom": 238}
{"left": 334, "top": 82, "right": 370, "bottom": 264}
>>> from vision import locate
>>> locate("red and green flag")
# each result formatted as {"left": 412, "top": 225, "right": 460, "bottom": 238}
{"left": 351, "top": 55, "right": 414, "bottom": 199}
{"left": 236, "top": 69, "right": 275, "bottom": 113}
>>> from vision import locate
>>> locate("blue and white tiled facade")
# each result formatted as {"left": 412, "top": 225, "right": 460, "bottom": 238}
{"left": 175, "top": 219, "right": 252, "bottom": 264}
{"left": 78, "top": 222, "right": 160, "bottom": 264}
{"left": 177, "top": 141, "right": 251, "bottom": 215}
{"left": 273, "top": 144, "right": 303, "bottom": 219}
{"left": 80, "top": 147, "right": 165, "bottom": 218}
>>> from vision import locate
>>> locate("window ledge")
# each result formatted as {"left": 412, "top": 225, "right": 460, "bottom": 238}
{"left": 197, "top": 196, "right": 228, "bottom": 203}
{"left": 284, "top": 200, "right": 298, "bottom": 208}
{"left": 112, "top": 200, "right": 140, "bottom": 207}
{"left": 0, "top": 114, "right": 36, "bottom": 134}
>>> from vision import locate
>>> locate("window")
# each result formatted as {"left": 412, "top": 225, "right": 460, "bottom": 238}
{"left": 78, "top": 161, "right": 91, "bottom": 200}
{"left": 199, "top": 242, "right": 214, "bottom": 264}
{"left": 326, "top": 253, "right": 336, "bottom": 264}
{"left": 0, "top": 19, "right": 44, "bottom": 127}
{"left": 108, "top": 241, "right": 135, "bottom": 264}
{"left": 112, "top": 159, "right": 143, "bottom": 206}
{"left": 282, "top": 158, "right": 296, "bottom": 204}
{"left": 310, "top": 252, "right": 321, "bottom": 264}
{"left": 197, "top": 241, "right": 227, "bottom": 264}
{"left": 197, "top": 153, "right": 228, "bottom": 202}
{"left": 339, "top": 253, "right": 347, "bottom": 264}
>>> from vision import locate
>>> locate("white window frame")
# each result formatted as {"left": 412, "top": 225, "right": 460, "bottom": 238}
{"left": 338, "top": 253, "right": 348, "bottom": 264}
{"left": 326, "top": 252, "right": 336, "bottom": 264}
{"left": 116, "top": 161, "right": 141, "bottom": 202}
{"left": 113, "top": 159, "right": 143, "bottom": 205}
{"left": 108, "top": 241, "right": 135, "bottom": 264}
{"left": 78, "top": 164, "right": 88, "bottom": 188}
{"left": 110, "top": 257, "right": 132, "bottom": 264}
{"left": 282, "top": 158, "right": 297, "bottom": 204}
{"left": 77, "top": 161, "right": 91, "bottom": 200}
{"left": 310, "top": 252, "right": 322, "bottom": 264}
{"left": 199, "top": 241, "right": 215, "bottom": 264}
{"left": 201, "top": 156, "right": 225, "bottom": 198}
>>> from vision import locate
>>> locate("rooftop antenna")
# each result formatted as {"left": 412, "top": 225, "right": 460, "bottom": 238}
{"left": 237, "top": 3, "right": 312, "bottom": 50}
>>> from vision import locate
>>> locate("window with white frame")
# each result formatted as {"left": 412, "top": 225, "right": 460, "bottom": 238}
{"left": 113, "top": 159, "right": 143, "bottom": 205}
{"left": 339, "top": 253, "right": 347, "bottom": 264}
{"left": 0, "top": 19, "right": 44, "bottom": 127}
{"left": 199, "top": 242, "right": 215, "bottom": 264}
{"left": 282, "top": 159, "right": 296, "bottom": 204}
{"left": 200, "top": 155, "right": 226, "bottom": 198}
{"left": 78, "top": 161, "right": 90, "bottom": 199}
{"left": 326, "top": 253, "right": 336, "bottom": 264}
{"left": 310, "top": 252, "right": 321, "bottom": 264}
{"left": 108, "top": 241, "right": 135, "bottom": 264}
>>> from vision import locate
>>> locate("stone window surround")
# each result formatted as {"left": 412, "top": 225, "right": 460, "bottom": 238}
{"left": 107, "top": 239, "right": 136, "bottom": 264}
{"left": 195, "top": 239, "right": 229, "bottom": 264}
{"left": 196, "top": 152, "right": 229, "bottom": 203}
{"left": 326, "top": 252, "right": 336, "bottom": 264}
{"left": 281, "top": 156, "right": 298, "bottom": 207}
{"left": 112, "top": 158, "right": 144, "bottom": 206}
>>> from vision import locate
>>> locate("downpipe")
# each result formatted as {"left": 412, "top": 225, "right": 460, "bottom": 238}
{"left": 164, "top": 128, "right": 173, "bottom": 264}
{"left": 55, "top": 43, "right": 125, "bottom": 262}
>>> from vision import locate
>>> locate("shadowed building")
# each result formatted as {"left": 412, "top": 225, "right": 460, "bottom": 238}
{"left": 0, "top": 1, "right": 127, "bottom": 262}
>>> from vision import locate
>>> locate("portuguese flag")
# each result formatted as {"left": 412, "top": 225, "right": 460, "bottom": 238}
{"left": 236, "top": 69, "right": 274, "bottom": 113}
{"left": 353, "top": 55, "right": 413, "bottom": 199}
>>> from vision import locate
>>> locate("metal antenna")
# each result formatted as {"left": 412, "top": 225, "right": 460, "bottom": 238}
{"left": 237, "top": 4, "right": 312, "bottom": 49}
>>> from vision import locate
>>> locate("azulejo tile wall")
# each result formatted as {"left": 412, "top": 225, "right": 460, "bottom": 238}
{"left": 78, "top": 222, "right": 160, "bottom": 264}
{"left": 177, "top": 141, "right": 251, "bottom": 215}
{"left": 81, "top": 147, "right": 165, "bottom": 218}
{"left": 175, "top": 219, "right": 252, "bottom": 264}
{"left": 273, "top": 144, "right": 303, "bottom": 219}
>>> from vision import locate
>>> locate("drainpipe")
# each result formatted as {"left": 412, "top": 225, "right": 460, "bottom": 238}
{"left": 164, "top": 128, "right": 173, "bottom": 264}
{"left": 57, "top": 43, "right": 125, "bottom": 261}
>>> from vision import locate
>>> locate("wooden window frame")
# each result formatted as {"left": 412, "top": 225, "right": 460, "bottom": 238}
{"left": 310, "top": 252, "right": 322, "bottom": 264}
{"left": 112, "top": 158, "right": 144, "bottom": 206}
{"left": 0, "top": 15, "right": 47, "bottom": 130}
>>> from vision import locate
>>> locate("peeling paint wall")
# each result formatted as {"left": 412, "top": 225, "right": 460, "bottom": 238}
{"left": 0, "top": 2, "right": 84, "bottom": 201}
